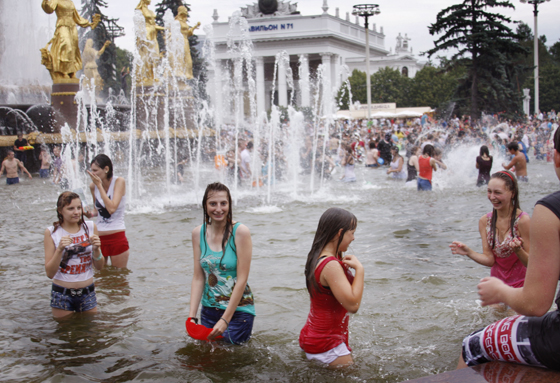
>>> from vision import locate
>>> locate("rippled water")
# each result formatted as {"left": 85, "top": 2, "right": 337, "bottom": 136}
{"left": 1, "top": 152, "right": 558, "bottom": 382}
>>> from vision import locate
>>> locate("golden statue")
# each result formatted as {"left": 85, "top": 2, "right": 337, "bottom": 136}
{"left": 175, "top": 6, "right": 200, "bottom": 80}
{"left": 41, "top": 0, "right": 101, "bottom": 82}
{"left": 82, "top": 39, "right": 111, "bottom": 90}
{"left": 135, "top": 0, "right": 165, "bottom": 85}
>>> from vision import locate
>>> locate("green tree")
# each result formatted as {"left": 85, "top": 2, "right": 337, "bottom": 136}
{"left": 409, "top": 63, "right": 459, "bottom": 109}
{"left": 427, "top": 0, "right": 528, "bottom": 120}
{"left": 80, "top": 0, "right": 125, "bottom": 97}
{"left": 370, "top": 67, "right": 412, "bottom": 106}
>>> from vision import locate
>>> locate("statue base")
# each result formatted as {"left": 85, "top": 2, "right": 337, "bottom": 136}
{"left": 50, "top": 82, "right": 79, "bottom": 133}
{"left": 135, "top": 84, "right": 196, "bottom": 131}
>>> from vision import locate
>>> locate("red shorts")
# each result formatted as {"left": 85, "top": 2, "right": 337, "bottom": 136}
{"left": 100, "top": 231, "right": 129, "bottom": 257}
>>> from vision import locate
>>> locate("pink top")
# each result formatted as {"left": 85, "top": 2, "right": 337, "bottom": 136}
{"left": 486, "top": 212, "right": 528, "bottom": 288}
{"left": 299, "top": 256, "right": 354, "bottom": 354}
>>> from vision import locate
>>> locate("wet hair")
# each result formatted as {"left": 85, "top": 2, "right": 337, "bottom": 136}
{"left": 304, "top": 208, "right": 357, "bottom": 297}
{"left": 507, "top": 142, "right": 519, "bottom": 152}
{"left": 488, "top": 171, "right": 520, "bottom": 250}
{"left": 201, "top": 182, "right": 234, "bottom": 268}
{"left": 246, "top": 141, "right": 254, "bottom": 150}
{"left": 422, "top": 144, "right": 434, "bottom": 157}
{"left": 409, "top": 146, "right": 419, "bottom": 157}
{"left": 91, "top": 154, "right": 113, "bottom": 180}
{"left": 479, "top": 145, "right": 491, "bottom": 157}
{"left": 369, "top": 141, "right": 376, "bottom": 149}
{"left": 53, "top": 191, "right": 87, "bottom": 234}
{"left": 554, "top": 127, "right": 560, "bottom": 152}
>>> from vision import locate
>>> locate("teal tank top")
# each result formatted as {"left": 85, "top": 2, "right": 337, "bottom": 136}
{"left": 200, "top": 222, "right": 255, "bottom": 316}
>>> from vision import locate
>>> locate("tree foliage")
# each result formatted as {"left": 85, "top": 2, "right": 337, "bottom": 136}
{"left": 426, "top": 0, "right": 528, "bottom": 120}
{"left": 80, "top": 0, "right": 125, "bottom": 97}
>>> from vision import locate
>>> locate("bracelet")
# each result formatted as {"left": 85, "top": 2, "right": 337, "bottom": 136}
{"left": 93, "top": 252, "right": 103, "bottom": 261}
{"left": 219, "top": 317, "right": 229, "bottom": 328}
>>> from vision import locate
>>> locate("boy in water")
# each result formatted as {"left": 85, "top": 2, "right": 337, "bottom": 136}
{"left": 502, "top": 142, "right": 528, "bottom": 182}
{"left": 1, "top": 150, "right": 32, "bottom": 184}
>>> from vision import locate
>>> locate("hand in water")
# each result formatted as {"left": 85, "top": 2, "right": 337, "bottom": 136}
{"left": 450, "top": 241, "right": 470, "bottom": 256}
{"left": 342, "top": 254, "right": 362, "bottom": 271}
{"left": 477, "top": 276, "right": 506, "bottom": 306}
{"left": 208, "top": 318, "right": 227, "bottom": 340}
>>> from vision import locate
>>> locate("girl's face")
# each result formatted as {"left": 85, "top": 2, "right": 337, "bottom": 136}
{"left": 60, "top": 198, "right": 82, "bottom": 224}
{"left": 90, "top": 162, "right": 108, "bottom": 180}
{"left": 206, "top": 191, "right": 229, "bottom": 223}
{"left": 339, "top": 228, "right": 356, "bottom": 253}
{"left": 487, "top": 178, "right": 513, "bottom": 211}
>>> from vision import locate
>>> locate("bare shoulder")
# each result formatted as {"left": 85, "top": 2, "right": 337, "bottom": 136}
{"left": 518, "top": 212, "right": 531, "bottom": 224}
{"left": 234, "top": 223, "right": 251, "bottom": 238}
{"left": 192, "top": 224, "right": 202, "bottom": 238}
{"left": 115, "top": 177, "right": 126, "bottom": 185}
{"left": 44, "top": 228, "right": 51, "bottom": 236}
{"left": 89, "top": 182, "right": 95, "bottom": 192}
{"left": 479, "top": 213, "right": 490, "bottom": 224}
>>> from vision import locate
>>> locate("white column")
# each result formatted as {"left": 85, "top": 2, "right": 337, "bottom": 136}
{"left": 321, "top": 53, "right": 333, "bottom": 115}
{"left": 233, "top": 58, "right": 244, "bottom": 121}
{"left": 255, "top": 57, "right": 266, "bottom": 117}
{"left": 299, "top": 54, "right": 310, "bottom": 108}
{"left": 278, "top": 56, "right": 288, "bottom": 107}
{"left": 332, "top": 54, "right": 341, "bottom": 89}
{"left": 213, "top": 61, "right": 223, "bottom": 128}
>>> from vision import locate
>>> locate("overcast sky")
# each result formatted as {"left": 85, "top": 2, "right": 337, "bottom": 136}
{"left": 95, "top": 1, "right": 560, "bottom": 59}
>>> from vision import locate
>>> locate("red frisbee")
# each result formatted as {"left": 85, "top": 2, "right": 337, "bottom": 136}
{"left": 185, "top": 318, "right": 224, "bottom": 341}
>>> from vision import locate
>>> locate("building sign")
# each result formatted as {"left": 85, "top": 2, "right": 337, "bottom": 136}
{"left": 353, "top": 103, "right": 396, "bottom": 111}
{"left": 249, "top": 23, "right": 294, "bottom": 32}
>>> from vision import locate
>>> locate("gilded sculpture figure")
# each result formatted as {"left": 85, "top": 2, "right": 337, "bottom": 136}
{"left": 135, "top": 0, "right": 165, "bottom": 85}
{"left": 175, "top": 6, "right": 200, "bottom": 80}
{"left": 82, "top": 39, "right": 111, "bottom": 90}
{"left": 41, "top": 0, "right": 101, "bottom": 82}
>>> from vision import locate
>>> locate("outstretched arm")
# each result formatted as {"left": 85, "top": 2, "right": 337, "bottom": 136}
{"left": 18, "top": 160, "right": 32, "bottom": 179}
{"left": 450, "top": 215, "right": 495, "bottom": 267}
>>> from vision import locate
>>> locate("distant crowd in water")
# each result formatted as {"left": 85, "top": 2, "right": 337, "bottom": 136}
{"left": 205, "top": 109, "right": 559, "bottom": 190}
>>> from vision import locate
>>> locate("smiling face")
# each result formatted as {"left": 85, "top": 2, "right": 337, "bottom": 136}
{"left": 59, "top": 197, "right": 83, "bottom": 224}
{"left": 487, "top": 178, "right": 513, "bottom": 211}
{"left": 205, "top": 191, "right": 229, "bottom": 223}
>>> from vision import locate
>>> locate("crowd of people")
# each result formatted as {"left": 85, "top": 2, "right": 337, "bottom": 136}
{"left": 2, "top": 109, "right": 560, "bottom": 373}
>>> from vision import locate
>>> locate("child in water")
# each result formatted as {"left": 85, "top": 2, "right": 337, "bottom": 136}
{"left": 299, "top": 208, "right": 364, "bottom": 367}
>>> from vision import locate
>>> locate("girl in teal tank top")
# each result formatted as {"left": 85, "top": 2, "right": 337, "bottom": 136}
{"left": 188, "top": 182, "right": 255, "bottom": 344}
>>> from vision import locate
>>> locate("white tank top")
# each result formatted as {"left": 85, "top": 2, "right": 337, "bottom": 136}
{"left": 49, "top": 221, "right": 95, "bottom": 282}
{"left": 94, "top": 176, "right": 126, "bottom": 231}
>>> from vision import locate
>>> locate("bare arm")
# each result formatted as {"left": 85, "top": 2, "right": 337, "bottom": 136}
{"left": 44, "top": 229, "right": 71, "bottom": 279}
{"left": 18, "top": 160, "right": 32, "bottom": 179}
{"left": 321, "top": 255, "right": 364, "bottom": 313}
{"left": 478, "top": 205, "right": 560, "bottom": 316}
{"left": 511, "top": 214, "right": 530, "bottom": 267}
{"left": 208, "top": 224, "right": 253, "bottom": 339}
{"left": 87, "top": 174, "right": 125, "bottom": 215}
{"left": 0, "top": 160, "right": 5, "bottom": 176}
{"left": 503, "top": 156, "right": 517, "bottom": 170}
{"left": 450, "top": 214, "right": 495, "bottom": 267}
{"left": 91, "top": 224, "right": 104, "bottom": 270}
{"left": 188, "top": 226, "right": 206, "bottom": 318}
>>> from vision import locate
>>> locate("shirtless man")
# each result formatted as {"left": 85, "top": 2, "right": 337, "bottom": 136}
{"left": 0, "top": 150, "right": 32, "bottom": 184}
{"left": 503, "top": 142, "right": 528, "bottom": 182}
{"left": 38, "top": 147, "right": 51, "bottom": 178}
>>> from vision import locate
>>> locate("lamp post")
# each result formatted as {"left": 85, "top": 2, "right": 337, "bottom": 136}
{"left": 520, "top": 0, "right": 550, "bottom": 116}
{"left": 352, "top": 4, "right": 380, "bottom": 120}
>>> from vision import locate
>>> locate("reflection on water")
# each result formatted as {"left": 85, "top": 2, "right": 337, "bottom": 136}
{"left": 0, "top": 157, "right": 558, "bottom": 382}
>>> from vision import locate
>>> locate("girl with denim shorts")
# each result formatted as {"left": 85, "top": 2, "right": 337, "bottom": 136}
{"left": 44, "top": 191, "right": 105, "bottom": 318}
{"left": 188, "top": 182, "right": 255, "bottom": 344}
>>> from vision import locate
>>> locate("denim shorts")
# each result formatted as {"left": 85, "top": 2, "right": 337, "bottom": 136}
{"left": 50, "top": 283, "right": 97, "bottom": 312}
{"left": 417, "top": 178, "right": 432, "bottom": 191}
{"left": 201, "top": 306, "right": 255, "bottom": 344}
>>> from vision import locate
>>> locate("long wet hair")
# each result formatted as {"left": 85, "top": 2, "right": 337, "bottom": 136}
{"left": 488, "top": 170, "right": 520, "bottom": 249}
{"left": 52, "top": 191, "right": 88, "bottom": 236}
{"left": 479, "top": 145, "right": 491, "bottom": 158}
{"left": 91, "top": 154, "right": 113, "bottom": 180}
{"left": 304, "top": 208, "right": 357, "bottom": 297}
{"left": 201, "top": 182, "right": 234, "bottom": 267}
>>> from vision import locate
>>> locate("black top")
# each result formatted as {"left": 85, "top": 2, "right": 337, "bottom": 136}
{"left": 528, "top": 190, "right": 560, "bottom": 370}
{"left": 14, "top": 138, "right": 28, "bottom": 148}
{"left": 406, "top": 160, "right": 417, "bottom": 182}
{"left": 476, "top": 156, "right": 493, "bottom": 181}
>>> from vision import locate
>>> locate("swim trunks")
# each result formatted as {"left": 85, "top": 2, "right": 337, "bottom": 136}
{"left": 6, "top": 177, "right": 19, "bottom": 185}
{"left": 201, "top": 306, "right": 254, "bottom": 344}
{"left": 100, "top": 231, "right": 129, "bottom": 256}
{"left": 39, "top": 169, "right": 49, "bottom": 178}
{"left": 517, "top": 176, "right": 529, "bottom": 182}
{"left": 50, "top": 283, "right": 97, "bottom": 312}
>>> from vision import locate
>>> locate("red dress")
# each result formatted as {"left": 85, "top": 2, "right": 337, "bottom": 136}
{"left": 299, "top": 256, "right": 355, "bottom": 354}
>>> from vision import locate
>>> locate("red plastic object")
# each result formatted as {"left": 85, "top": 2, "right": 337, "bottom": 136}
{"left": 185, "top": 318, "right": 224, "bottom": 341}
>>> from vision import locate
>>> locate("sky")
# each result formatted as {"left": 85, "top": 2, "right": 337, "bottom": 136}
{"left": 102, "top": 0, "right": 560, "bottom": 60}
